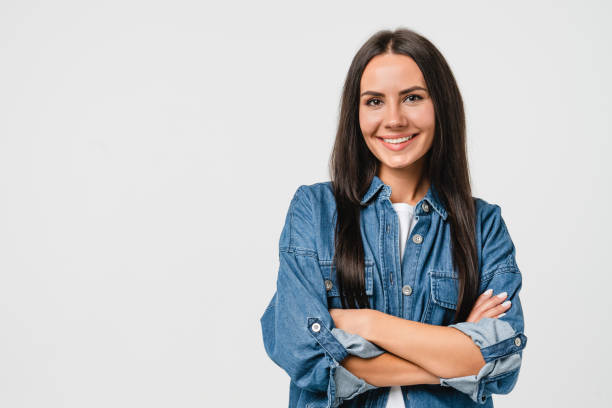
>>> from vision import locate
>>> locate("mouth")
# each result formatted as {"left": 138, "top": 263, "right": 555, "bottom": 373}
{"left": 377, "top": 133, "right": 419, "bottom": 150}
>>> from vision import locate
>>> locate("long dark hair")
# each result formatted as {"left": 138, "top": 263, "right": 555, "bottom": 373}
{"left": 329, "top": 28, "right": 478, "bottom": 324}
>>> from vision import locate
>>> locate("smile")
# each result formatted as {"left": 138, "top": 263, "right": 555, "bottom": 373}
{"left": 377, "top": 133, "right": 419, "bottom": 150}
{"left": 382, "top": 134, "right": 416, "bottom": 143}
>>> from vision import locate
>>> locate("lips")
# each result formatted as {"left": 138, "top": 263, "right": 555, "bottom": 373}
{"left": 377, "top": 133, "right": 418, "bottom": 140}
{"left": 377, "top": 133, "right": 419, "bottom": 151}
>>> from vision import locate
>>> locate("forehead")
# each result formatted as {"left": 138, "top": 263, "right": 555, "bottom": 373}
{"left": 360, "top": 53, "right": 425, "bottom": 91}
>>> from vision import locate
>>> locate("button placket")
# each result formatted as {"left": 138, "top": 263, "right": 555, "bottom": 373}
{"left": 387, "top": 211, "right": 399, "bottom": 287}
{"left": 402, "top": 214, "right": 431, "bottom": 320}
{"left": 384, "top": 201, "right": 401, "bottom": 313}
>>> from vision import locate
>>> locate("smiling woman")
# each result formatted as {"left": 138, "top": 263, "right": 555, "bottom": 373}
{"left": 359, "top": 54, "right": 435, "bottom": 169}
{"left": 260, "top": 27, "right": 527, "bottom": 408}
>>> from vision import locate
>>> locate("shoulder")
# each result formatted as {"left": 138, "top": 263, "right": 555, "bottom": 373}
{"left": 280, "top": 181, "right": 334, "bottom": 252}
{"left": 473, "top": 196, "right": 518, "bottom": 273}
{"left": 293, "top": 181, "right": 334, "bottom": 202}
{"left": 473, "top": 196, "right": 506, "bottom": 239}
{"left": 288, "top": 181, "right": 335, "bottom": 214}
{"left": 473, "top": 196, "right": 500, "bottom": 218}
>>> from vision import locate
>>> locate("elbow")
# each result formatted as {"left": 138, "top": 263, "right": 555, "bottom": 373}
{"left": 291, "top": 364, "right": 331, "bottom": 393}
{"left": 436, "top": 352, "right": 485, "bottom": 379}
{"left": 444, "top": 328, "right": 487, "bottom": 378}
{"left": 467, "top": 352, "right": 487, "bottom": 376}
{"left": 443, "top": 352, "right": 485, "bottom": 378}
{"left": 461, "top": 337, "right": 487, "bottom": 377}
{"left": 260, "top": 314, "right": 336, "bottom": 394}
{"left": 262, "top": 334, "right": 331, "bottom": 394}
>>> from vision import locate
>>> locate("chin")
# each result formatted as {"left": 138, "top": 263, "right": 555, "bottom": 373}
{"left": 383, "top": 156, "right": 417, "bottom": 168}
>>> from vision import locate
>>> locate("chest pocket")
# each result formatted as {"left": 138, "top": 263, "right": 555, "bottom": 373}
{"left": 319, "top": 259, "right": 374, "bottom": 309}
{"left": 426, "top": 270, "right": 459, "bottom": 325}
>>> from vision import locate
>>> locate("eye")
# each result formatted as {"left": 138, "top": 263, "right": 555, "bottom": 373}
{"left": 404, "top": 94, "right": 423, "bottom": 103}
{"left": 365, "top": 98, "right": 382, "bottom": 107}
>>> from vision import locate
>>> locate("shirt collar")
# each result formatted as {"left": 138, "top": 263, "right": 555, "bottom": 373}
{"left": 360, "top": 175, "right": 448, "bottom": 221}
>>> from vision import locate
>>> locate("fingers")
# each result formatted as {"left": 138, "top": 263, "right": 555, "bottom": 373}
{"left": 478, "top": 291, "right": 509, "bottom": 313}
{"left": 467, "top": 290, "right": 512, "bottom": 322}
{"left": 465, "top": 289, "right": 494, "bottom": 322}
{"left": 473, "top": 288, "right": 493, "bottom": 309}
{"left": 482, "top": 300, "right": 511, "bottom": 318}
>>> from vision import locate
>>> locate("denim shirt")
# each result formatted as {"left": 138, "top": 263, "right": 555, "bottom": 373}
{"left": 260, "top": 176, "right": 527, "bottom": 407}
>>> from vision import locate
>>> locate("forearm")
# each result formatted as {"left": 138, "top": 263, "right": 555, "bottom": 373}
{"left": 365, "top": 311, "right": 485, "bottom": 379}
{"left": 341, "top": 353, "right": 440, "bottom": 387}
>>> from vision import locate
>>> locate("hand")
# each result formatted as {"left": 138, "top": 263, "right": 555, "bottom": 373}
{"left": 466, "top": 289, "right": 511, "bottom": 323}
{"left": 329, "top": 308, "right": 376, "bottom": 338}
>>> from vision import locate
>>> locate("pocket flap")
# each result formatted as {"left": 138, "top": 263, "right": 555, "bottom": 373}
{"left": 319, "top": 259, "right": 374, "bottom": 297}
{"left": 429, "top": 271, "right": 459, "bottom": 310}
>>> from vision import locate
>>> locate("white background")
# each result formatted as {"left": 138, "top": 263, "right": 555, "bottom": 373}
{"left": 1, "top": 1, "right": 610, "bottom": 407}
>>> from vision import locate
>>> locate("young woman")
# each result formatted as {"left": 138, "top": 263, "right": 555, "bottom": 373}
{"left": 260, "top": 28, "right": 527, "bottom": 408}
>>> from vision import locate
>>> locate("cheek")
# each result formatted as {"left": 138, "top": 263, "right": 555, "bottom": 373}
{"left": 417, "top": 102, "right": 436, "bottom": 130}
{"left": 359, "top": 108, "right": 379, "bottom": 135}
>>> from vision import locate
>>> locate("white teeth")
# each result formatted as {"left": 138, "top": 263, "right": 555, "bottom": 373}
{"left": 383, "top": 134, "right": 417, "bottom": 144}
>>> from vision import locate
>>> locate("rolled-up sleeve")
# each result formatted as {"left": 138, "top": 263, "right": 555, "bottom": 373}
{"left": 260, "top": 186, "right": 380, "bottom": 408}
{"left": 331, "top": 328, "right": 386, "bottom": 402}
{"left": 439, "top": 204, "right": 528, "bottom": 404}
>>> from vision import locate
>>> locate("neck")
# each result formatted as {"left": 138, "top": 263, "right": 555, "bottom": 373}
{"left": 378, "top": 160, "right": 430, "bottom": 206}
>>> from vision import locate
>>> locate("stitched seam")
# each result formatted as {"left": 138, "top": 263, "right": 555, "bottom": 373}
{"left": 280, "top": 247, "right": 319, "bottom": 259}
{"left": 481, "top": 264, "right": 520, "bottom": 283}
{"left": 285, "top": 186, "right": 319, "bottom": 259}
{"left": 482, "top": 368, "right": 518, "bottom": 385}
{"left": 481, "top": 333, "right": 526, "bottom": 362}
{"left": 307, "top": 317, "right": 346, "bottom": 364}
{"left": 429, "top": 273, "right": 458, "bottom": 309}
{"left": 320, "top": 264, "right": 375, "bottom": 296}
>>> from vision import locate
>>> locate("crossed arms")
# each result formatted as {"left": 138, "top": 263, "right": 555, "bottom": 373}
{"left": 328, "top": 287, "right": 511, "bottom": 386}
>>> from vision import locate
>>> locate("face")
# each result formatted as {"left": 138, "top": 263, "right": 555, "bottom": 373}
{"left": 359, "top": 53, "right": 435, "bottom": 176}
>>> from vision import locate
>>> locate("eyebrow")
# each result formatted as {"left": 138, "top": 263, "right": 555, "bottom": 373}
{"left": 360, "top": 86, "right": 428, "bottom": 97}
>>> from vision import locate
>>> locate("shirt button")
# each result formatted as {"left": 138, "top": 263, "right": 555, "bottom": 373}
{"left": 311, "top": 322, "right": 321, "bottom": 333}
{"left": 324, "top": 279, "right": 333, "bottom": 291}
{"left": 514, "top": 336, "right": 522, "bottom": 347}
{"left": 412, "top": 233, "right": 423, "bottom": 244}
{"left": 402, "top": 285, "right": 413, "bottom": 296}
{"left": 422, "top": 202, "right": 430, "bottom": 212}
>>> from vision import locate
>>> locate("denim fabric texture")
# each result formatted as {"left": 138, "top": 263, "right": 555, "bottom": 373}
{"left": 330, "top": 328, "right": 385, "bottom": 404}
{"left": 260, "top": 176, "right": 527, "bottom": 407}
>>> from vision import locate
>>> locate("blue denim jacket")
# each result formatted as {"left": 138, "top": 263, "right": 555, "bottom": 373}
{"left": 260, "top": 176, "right": 527, "bottom": 407}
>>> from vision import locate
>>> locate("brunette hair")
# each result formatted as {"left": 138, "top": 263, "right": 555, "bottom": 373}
{"left": 329, "top": 28, "right": 478, "bottom": 324}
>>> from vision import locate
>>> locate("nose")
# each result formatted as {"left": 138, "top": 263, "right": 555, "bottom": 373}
{"left": 384, "top": 103, "right": 408, "bottom": 129}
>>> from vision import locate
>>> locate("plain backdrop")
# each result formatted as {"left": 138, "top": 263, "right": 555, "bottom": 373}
{"left": 1, "top": 0, "right": 610, "bottom": 407}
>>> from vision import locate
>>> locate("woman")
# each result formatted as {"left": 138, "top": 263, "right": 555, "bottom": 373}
{"left": 260, "top": 28, "right": 527, "bottom": 408}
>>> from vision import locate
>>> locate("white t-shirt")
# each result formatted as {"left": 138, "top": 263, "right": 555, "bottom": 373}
{"left": 386, "top": 202, "right": 418, "bottom": 407}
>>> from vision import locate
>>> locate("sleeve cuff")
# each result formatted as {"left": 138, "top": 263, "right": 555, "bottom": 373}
{"left": 331, "top": 327, "right": 386, "bottom": 358}
{"left": 448, "top": 318, "right": 527, "bottom": 363}
{"left": 306, "top": 317, "right": 350, "bottom": 363}
{"left": 332, "top": 364, "right": 378, "bottom": 406}
{"left": 328, "top": 327, "right": 385, "bottom": 405}
{"left": 439, "top": 318, "right": 527, "bottom": 403}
